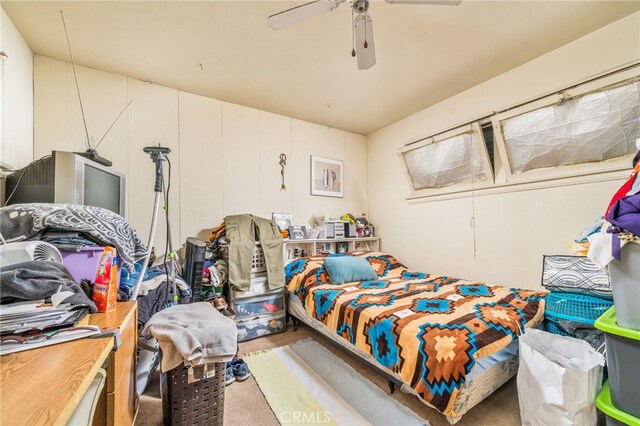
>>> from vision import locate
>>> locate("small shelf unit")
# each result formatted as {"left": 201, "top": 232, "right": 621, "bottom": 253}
{"left": 282, "top": 237, "right": 380, "bottom": 264}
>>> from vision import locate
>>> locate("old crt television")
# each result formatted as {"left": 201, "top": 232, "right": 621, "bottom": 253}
{"left": 4, "top": 151, "right": 126, "bottom": 216}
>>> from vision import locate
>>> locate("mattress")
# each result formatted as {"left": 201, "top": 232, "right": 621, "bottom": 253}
{"left": 285, "top": 252, "right": 546, "bottom": 420}
{"left": 288, "top": 295, "right": 519, "bottom": 424}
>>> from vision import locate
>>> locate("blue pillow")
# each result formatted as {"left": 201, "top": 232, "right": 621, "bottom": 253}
{"left": 323, "top": 256, "right": 378, "bottom": 285}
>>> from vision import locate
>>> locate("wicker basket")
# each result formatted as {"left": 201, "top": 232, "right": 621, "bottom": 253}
{"left": 161, "top": 362, "right": 226, "bottom": 426}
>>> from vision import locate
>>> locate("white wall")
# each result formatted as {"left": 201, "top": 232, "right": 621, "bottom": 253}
{"left": 367, "top": 12, "right": 640, "bottom": 290}
{"left": 33, "top": 55, "right": 368, "bottom": 250}
{"left": 0, "top": 8, "right": 33, "bottom": 169}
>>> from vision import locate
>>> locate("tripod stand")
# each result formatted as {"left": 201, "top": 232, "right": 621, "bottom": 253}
{"left": 130, "top": 146, "right": 177, "bottom": 302}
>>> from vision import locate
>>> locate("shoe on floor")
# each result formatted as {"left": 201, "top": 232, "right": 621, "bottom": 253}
{"left": 225, "top": 364, "right": 236, "bottom": 385}
{"left": 230, "top": 358, "right": 251, "bottom": 381}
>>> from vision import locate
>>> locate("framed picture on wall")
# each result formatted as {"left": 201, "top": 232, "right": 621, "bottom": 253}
{"left": 310, "top": 156, "right": 343, "bottom": 198}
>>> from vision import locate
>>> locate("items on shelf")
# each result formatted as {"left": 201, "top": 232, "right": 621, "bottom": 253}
{"left": 283, "top": 237, "right": 381, "bottom": 262}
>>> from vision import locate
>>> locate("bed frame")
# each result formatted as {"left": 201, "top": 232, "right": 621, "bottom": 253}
{"left": 286, "top": 296, "right": 520, "bottom": 424}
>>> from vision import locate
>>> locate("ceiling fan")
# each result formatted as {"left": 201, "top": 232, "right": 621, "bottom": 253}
{"left": 267, "top": 0, "right": 462, "bottom": 70}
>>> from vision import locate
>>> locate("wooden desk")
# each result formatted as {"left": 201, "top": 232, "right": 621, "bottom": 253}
{"left": 0, "top": 301, "right": 138, "bottom": 426}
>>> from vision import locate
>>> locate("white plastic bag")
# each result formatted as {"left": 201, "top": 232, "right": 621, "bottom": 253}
{"left": 517, "top": 328, "right": 605, "bottom": 426}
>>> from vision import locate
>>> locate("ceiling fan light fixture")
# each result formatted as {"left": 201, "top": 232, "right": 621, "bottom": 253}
{"left": 267, "top": 0, "right": 462, "bottom": 69}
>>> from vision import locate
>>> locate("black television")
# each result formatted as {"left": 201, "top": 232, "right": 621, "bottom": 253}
{"left": 4, "top": 151, "right": 126, "bottom": 216}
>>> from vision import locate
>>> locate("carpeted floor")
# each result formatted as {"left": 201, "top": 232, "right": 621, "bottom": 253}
{"left": 136, "top": 323, "right": 521, "bottom": 426}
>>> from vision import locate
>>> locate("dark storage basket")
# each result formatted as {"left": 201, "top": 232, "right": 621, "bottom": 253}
{"left": 161, "top": 362, "right": 226, "bottom": 426}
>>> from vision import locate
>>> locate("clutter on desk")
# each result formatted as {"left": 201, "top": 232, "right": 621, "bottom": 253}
{"left": 0, "top": 203, "right": 148, "bottom": 273}
{"left": 0, "top": 203, "right": 192, "bottom": 325}
{"left": 0, "top": 260, "right": 98, "bottom": 312}
{"left": 0, "top": 296, "right": 98, "bottom": 355}
{"left": 0, "top": 300, "right": 89, "bottom": 335}
{"left": 0, "top": 322, "right": 100, "bottom": 355}
{"left": 91, "top": 247, "right": 119, "bottom": 313}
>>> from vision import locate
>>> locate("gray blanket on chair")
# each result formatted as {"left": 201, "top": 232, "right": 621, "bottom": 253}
{"left": 0, "top": 204, "right": 147, "bottom": 273}
{"left": 0, "top": 260, "right": 98, "bottom": 312}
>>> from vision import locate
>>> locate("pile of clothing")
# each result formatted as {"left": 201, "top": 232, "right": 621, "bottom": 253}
{"left": 0, "top": 203, "right": 149, "bottom": 313}
{"left": 0, "top": 203, "right": 190, "bottom": 328}
{"left": 588, "top": 155, "right": 640, "bottom": 267}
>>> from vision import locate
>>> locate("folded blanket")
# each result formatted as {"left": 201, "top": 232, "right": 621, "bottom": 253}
{"left": 0, "top": 204, "right": 147, "bottom": 273}
{"left": 0, "top": 260, "right": 98, "bottom": 312}
{"left": 142, "top": 302, "right": 237, "bottom": 372}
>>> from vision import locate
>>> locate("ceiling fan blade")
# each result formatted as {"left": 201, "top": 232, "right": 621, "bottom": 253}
{"left": 268, "top": 0, "right": 341, "bottom": 30}
{"left": 354, "top": 12, "right": 376, "bottom": 70}
{"left": 385, "top": 0, "right": 462, "bottom": 5}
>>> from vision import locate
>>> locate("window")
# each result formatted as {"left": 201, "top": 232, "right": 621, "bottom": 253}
{"left": 493, "top": 68, "right": 640, "bottom": 183}
{"left": 399, "top": 66, "right": 639, "bottom": 201}
{"left": 481, "top": 122, "right": 496, "bottom": 172}
{"left": 398, "top": 123, "right": 493, "bottom": 197}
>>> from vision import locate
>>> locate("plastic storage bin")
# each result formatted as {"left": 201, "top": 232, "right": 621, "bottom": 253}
{"left": 233, "top": 294, "right": 285, "bottom": 319}
{"left": 236, "top": 311, "right": 286, "bottom": 342}
{"left": 61, "top": 246, "right": 107, "bottom": 283}
{"left": 595, "top": 307, "right": 640, "bottom": 419}
{"left": 161, "top": 362, "right": 225, "bottom": 426}
{"left": 596, "top": 382, "right": 640, "bottom": 426}
{"left": 609, "top": 242, "right": 640, "bottom": 330}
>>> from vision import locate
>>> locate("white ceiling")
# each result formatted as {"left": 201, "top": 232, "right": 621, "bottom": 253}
{"left": 3, "top": 1, "right": 639, "bottom": 135}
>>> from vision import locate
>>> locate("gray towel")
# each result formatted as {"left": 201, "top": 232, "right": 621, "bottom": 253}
{"left": 0, "top": 260, "right": 98, "bottom": 312}
{"left": 142, "top": 302, "right": 238, "bottom": 372}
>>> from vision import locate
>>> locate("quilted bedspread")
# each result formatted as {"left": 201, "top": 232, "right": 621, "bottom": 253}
{"left": 285, "top": 252, "right": 546, "bottom": 418}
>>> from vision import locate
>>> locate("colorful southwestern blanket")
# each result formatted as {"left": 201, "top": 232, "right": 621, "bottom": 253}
{"left": 285, "top": 252, "right": 547, "bottom": 418}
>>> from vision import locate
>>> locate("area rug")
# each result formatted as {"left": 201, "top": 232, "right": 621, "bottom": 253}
{"left": 244, "top": 338, "right": 428, "bottom": 426}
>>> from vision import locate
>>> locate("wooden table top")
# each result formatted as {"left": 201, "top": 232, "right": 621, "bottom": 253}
{"left": 0, "top": 301, "right": 137, "bottom": 426}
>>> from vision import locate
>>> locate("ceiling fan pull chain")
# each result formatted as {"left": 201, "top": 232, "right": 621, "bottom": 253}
{"left": 364, "top": 14, "right": 369, "bottom": 49}
{"left": 351, "top": 9, "right": 356, "bottom": 57}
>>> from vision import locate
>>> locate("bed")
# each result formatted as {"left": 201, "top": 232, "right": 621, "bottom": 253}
{"left": 284, "top": 252, "right": 546, "bottom": 424}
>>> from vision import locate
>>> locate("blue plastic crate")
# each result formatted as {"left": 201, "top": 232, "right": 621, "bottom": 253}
{"left": 545, "top": 292, "right": 614, "bottom": 324}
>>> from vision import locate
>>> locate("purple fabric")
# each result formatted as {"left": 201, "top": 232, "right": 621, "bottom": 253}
{"left": 606, "top": 194, "right": 640, "bottom": 260}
